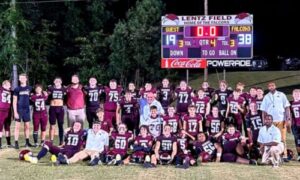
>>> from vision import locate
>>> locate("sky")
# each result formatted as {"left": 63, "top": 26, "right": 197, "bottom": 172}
{"left": 163, "top": 0, "right": 299, "bottom": 58}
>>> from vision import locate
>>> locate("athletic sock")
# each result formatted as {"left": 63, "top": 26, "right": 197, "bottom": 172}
{"left": 6, "top": 136, "right": 11, "bottom": 145}
{"left": 58, "top": 124, "right": 64, "bottom": 144}
{"left": 0, "top": 138, "right": 2, "bottom": 147}
{"left": 37, "top": 147, "right": 48, "bottom": 160}
{"left": 26, "top": 138, "right": 30, "bottom": 145}
{"left": 33, "top": 132, "right": 38, "bottom": 144}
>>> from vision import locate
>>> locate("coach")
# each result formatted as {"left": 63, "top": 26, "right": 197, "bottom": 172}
{"left": 140, "top": 92, "right": 164, "bottom": 126}
{"left": 66, "top": 75, "right": 85, "bottom": 127}
{"left": 260, "top": 82, "right": 291, "bottom": 161}
{"left": 258, "top": 114, "right": 284, "bottom": 168}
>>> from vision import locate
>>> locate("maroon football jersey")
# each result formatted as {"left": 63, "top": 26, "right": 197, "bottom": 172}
{"left": 118, "top": 97, "right": 138, "bottom": 115}
{"left": 246, "top": 112, "right": 263, "bottom": 142}
{"left": 183, "top": 114, "right": 202, "bottom": 137}
{"left": 140, "top": 88, "right": 156, "bottom": 99}
{"left": 163, "top": 114, "right": 180, "bottom": 134}
{"left": 111, "top": 132, "right": 132, "bottom": 156}
{"left": 177, "top": 136, "right": 188, "bottom": 153}
{"left": 104, "top": 86, "right": 123, "bottom": 111}
{"left": 227, "top": 96, "right": 245, "bottom": 114}
{"left": 192, "top": 96, "right": 210, "bottom": 116}
{"left": 135, "top": 135, "right": 153, "bottom": 148}
{"left": 194, "top": 137, "right": 216, "bottom": 155}
{"left": 0, "top": 87, "right": 11, "bottom": 109}
{"left": 157, "top": 135, "right": 176, "bottom": 153}
{"left": 206, "top": 115, "right": 224, "bottom": 136}
{"left": 31, "top": 94, "right": 48, "bottom": 112}
{"left": 64, "top": 129, "right": 86, "bottom": 151}
{"left": 175, "top": 87, "right": 193, "bottom": 113}
{"left": 291, "top": 100, "right": 300, "bottom": 126}
{"left": 100, "top": 120, "right": 113, "bottom": 133}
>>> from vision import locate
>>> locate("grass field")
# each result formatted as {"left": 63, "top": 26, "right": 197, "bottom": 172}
{"left": 1, "top": 71, "right": 300, "bottom": 180}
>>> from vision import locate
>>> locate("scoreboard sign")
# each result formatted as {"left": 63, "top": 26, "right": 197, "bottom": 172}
{"left": 161, "top": 13, "right": 253, "bottom": 68}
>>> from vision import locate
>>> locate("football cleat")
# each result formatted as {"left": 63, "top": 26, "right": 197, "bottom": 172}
{"left": 287, "top": 149, "right": 294, "bottom": 160}
{"left": 25, "top": 142, "right": 34, "bottom": 148}
{"left": 107, "top": 159, "right": 116, "bottom": 166}
{"left": 297, "top": 156, "right": 300, "bottom": 161}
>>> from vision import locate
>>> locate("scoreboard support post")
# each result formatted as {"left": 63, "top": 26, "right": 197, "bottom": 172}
{"left": 186, "top": 69, "right": 189, "bottom": 84}
{"left": 203, "top": 0, "right": 208, "bottom": 81}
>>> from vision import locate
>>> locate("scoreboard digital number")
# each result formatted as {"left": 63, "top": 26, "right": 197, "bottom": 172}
{"left": 161, "top": 14, "right": 253, "bottom": 62}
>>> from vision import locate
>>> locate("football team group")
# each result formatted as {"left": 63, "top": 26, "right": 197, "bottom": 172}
{"left": 0, "top": 73, "right": 299, "bottom": 169}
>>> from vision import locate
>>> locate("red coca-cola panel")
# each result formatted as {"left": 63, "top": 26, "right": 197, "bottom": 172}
{"left": 161, "top": 58, "right": 207, "bottom": 68}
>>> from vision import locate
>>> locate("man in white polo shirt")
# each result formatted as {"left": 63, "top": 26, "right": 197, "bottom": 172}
{"left": 258, "top": 114, "right": 284, "bottom": 168}
{"left": 260, "top": 82, "right": 291, "bottom": 161}
{"left": 59, "top": 120, "right": 109, "bottom": 166}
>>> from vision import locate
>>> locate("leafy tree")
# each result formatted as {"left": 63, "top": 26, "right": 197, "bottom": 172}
{"left": 109, "top": 0, "right": 165, "bottom": 87}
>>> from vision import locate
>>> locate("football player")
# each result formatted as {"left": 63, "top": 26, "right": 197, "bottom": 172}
{"left": 163, "top": 106, "right": 181, "bottom": 135}
{"left": 291, "top": 89, "right": 300, "bottom": 161}
{"left": 157, "top": 78, "right": 174, "bottom": 112}
{"left": 201, "top": 81, "right": 215, "bottom": 98}
{"left": 174, "top": 80, "right": 193, "bottom": 117}
{"left": 116, "top": 91, "right": 139, "bottom": 134}
{"left": 175, "top": 130, "right": 196, "bottom": 169}
{"left": 225, "top": 89, "right": 245, "bottom": 131}
{"left": 106, "top": 123, "right": 133, "bottom": 165}
{"left": 144, "top": 124, "right": 177, "bottom": 168}
{"left": 96, "top": 108, "right": 113, "bottom": 135}
{"left": 25, "top": 121, "right": 85, "bottom": 164}
{"left": 206, "top": 106, "right": 225, "bottom": 141}
{"left": 182, "top": 105, "right": 203, "bottom": 140}
{"left": 47, "top": 77, "right": 66, "bottom": 145}
{"left": 127, "top": 82, "right": 140, "bottom": 100}
{"left": 192, "top": 89, "right": 211, "bottom": 118}
{"left": 103, "top": 79, "right": 123, "bottom": 129}
{"left": 255, "top": 87, "right": 264, "bottom": 112}
{"left": 0, "top": 80, "right": 12, "bottom": 148}
{"left": 84, "top": 77, "right": 103, "bottom": 128}
{"left": 145, "top": 105, "right": 163, "bottom": 139}
{"left": 126, "top": 125, "right": 153, "bottom": 164}
{"left": 246, "top": 102, "right": 263, "bottom": 159}
{"left": 214, "top": 80, "right": 232, "bottom": 116}
{"left": 13, "top": 73, "right": 33, "bottom": 149}
{"left": 30, "top": 84, "right": 48, "bottom": 146}
{"left": 140, "top": 82, "right": 157, "bottom": 99}
{"left": 221, "top": 124, "right": 257, "bottom": 165}
{"left": 193, "top": 132, "right": 222, "bottom": 163}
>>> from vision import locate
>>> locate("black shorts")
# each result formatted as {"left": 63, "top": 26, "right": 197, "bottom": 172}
{"left": 292, "top": 126, "right": 300, "bottom": 147}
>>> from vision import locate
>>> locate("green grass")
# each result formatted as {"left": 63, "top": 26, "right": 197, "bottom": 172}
{"left": 1, "top": 71, "right": 300, "bottom": 180}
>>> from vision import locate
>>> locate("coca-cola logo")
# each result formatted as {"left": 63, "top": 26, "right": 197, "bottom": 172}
{"left": 161, "top": 58, "right": 207, "bottom": 68}
{"left": 170, "top": 59, "right": 202, "bottom": 68}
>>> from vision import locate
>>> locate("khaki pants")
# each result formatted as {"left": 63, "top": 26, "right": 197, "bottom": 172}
{"left": 68, "top": 149, "right": 99, "bottom": 164}
{"left": 67, "top": 108, "right": 86, "bottom": 127}
{"left": 273, "top": 121, "right": 287, "bottom": 157}
{"left": 262, "top": 144, "right": 284, "bottom": 166}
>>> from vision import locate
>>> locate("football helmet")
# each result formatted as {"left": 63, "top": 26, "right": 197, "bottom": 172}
{"left": 19, "top": 149, "right": 32, "bottom": 161}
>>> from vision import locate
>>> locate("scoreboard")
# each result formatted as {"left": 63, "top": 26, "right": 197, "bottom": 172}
{"left": 161, "top": 14, "right": 253, "bottom": 68}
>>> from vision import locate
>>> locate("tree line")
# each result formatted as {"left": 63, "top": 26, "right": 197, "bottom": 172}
{"left": 0, "top": 0, "right": 178, "bottom": 87}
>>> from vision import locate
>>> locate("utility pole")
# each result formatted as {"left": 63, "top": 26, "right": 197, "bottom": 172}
{"left": 203, "top": 0, "right": 208, "bottom": 81}
{"left": 11, "top": 0, "right": 18, "bottom": 90}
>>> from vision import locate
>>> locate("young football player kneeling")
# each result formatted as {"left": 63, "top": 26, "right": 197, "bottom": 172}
{"left": 105, "top": 123, "right": 133, "bottom": 165}
{"left": 144, "top": 124, "right": 177, "bottom": 168}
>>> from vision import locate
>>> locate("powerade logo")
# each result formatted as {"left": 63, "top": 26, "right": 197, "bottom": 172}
{"left": 207, "top": 60, "right": 252, "bottom": 67}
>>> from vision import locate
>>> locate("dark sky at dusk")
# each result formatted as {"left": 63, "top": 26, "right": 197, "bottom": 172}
{"left": 163, "top": 0, "right": 299, "bottom": 58}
